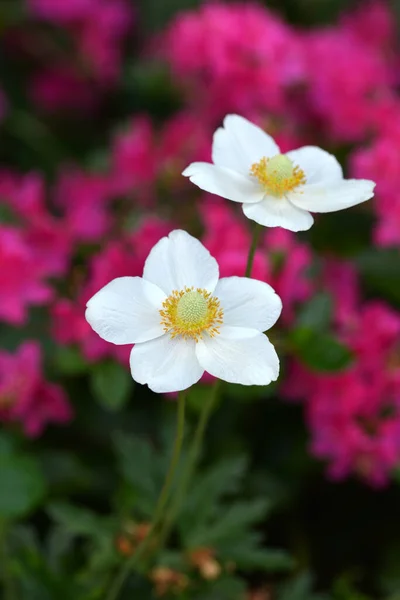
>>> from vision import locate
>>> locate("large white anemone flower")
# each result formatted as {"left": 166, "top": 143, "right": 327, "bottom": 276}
{"left": 85, "top": 230, "right": 282, "bottom": 393}
{"left": 182, "top": 115, "right": 375, "bottom": 232}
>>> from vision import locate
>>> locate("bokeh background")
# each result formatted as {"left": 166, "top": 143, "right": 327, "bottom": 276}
{"left": 1, "top": 0, "right": 400, "bottom": 598}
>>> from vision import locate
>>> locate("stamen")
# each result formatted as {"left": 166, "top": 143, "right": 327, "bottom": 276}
{"left": 250, "top": 153, "right": 306, "bottom": 197}
{"left": 159, "top": 287, "right": 224, "bottom": 341}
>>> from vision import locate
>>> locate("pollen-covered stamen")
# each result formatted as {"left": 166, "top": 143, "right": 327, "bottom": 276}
{"left": 250, "top": 153, "right": 306, "bottom": 197}
{"left": 159, "top": 287, "right": 224, "bottom": 341}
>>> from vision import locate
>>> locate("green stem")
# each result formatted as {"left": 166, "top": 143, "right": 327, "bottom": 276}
{"left": 245, "top": 222, "right": 262, "bottom": 277}
{"left": 155, "top": 379, "right": 222, "bottom": 549}
{"left": 105, "top": 389, "right": 187, "bottom": 600}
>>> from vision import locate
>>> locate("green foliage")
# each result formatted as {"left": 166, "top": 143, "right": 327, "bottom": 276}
{"left": 90, "top": 361, "right": 133, "bottom": 411}
{"left": 0, "top": 435, "right": 47, "bottom": 520}
{"left": 291, "top": 292, "right": 353, "bottom": 372}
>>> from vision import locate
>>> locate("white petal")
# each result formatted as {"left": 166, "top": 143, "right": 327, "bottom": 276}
{"left": 289, "top": 179, "right": 375, "bottom": 213}
{"left": 182, "top": 162, "right": 263, "bottom": 204}
{"left": 85, "top": 277, "right": 166, "bottom": 344}
{"left": 242, "top": 196, "right": 314, "bottom": 232}
{"left": 212, "top": 126, "right": 250, "bottom": 175}
{"left": 143, "top": 229, "right": 219, "bottom": 296}
{"left": 222, "top": 115, "right": 280, "bottom": 165}
{"left": 215, "top": 277, "right": 282, "bottom": 332}
{"left": 130, "top": 335, "right": 204, "bottom": 393}
{"left": 196, "top": 326, "right": 279, "bottom": 386}
{"left": 286, "top": 146, "right": 343, "bottom": 184}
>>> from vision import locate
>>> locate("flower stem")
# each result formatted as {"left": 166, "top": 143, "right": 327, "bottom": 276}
{"left": 155, "top": 379, "right": 222, "bottom": 550}
{"left": 105, "top": 389, "right": 187, "bottom": 600}
{"left": 245, "top": 222, "right": 262, "bottom": 277}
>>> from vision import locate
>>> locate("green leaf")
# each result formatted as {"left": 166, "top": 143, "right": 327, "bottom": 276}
{"left": 0, "top": 455, "right": 46, "bottom": 519}
{"left": 54, "top": 346, "right": 89, "bottom": 375}
{"left": 91, "top": 361, "right": 133, "bottom": 411}
{"left": 291, "top": 328, "right": 353, "bottom": 372}
{"left": 187, "top": 499, "right": 269, "bottom": 547}
{"left": 296, "top": 293, "right": 333, "bottom": 331}
{"left": 114, "top": 433, "right": 159, "bottom": 514}
{"left": 279, "top": 573, "right": 314, "bottom": 600}
{"left": 193, "top": 576, "right": 246, "bottom": 600}
{"left": 357, "top": 248, "right": 400, "bottom": 305}
{"left": 47, "top": 503, "right": 104, "bottom": 537}
{"left": 179, "top": 456, "right": 248, "bottom": 536}
{"left": 224, "top": 547, "right": 294, "bottom": 572}
{"left": 0, "top": 431, "right": 16, "bottom": 456}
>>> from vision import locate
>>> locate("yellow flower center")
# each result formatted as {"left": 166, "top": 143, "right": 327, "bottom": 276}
{"left": 250, "top": 153, "right": 306, "bottom": 197}
{"left": 159, "top": 287, "right": 224, "bottom": 341}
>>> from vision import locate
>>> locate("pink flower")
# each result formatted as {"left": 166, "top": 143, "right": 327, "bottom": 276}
{"left": 31, "top": 67, "right": 98, "bottom": 113}
{"left": 27, "top": 0, "right": 94, "bottom": 22}
{"left": 110, "top": 117, "right": 157, "bottom": 202}
{"left": 0, "top": 170, "right": 71, "bottom": 276}
{"left": 283, "top": 301, "right": 400, "bottom": 487}
{"left": 0, "top": 226, "right": 53, "bottom": 324}
{"left": 161, "top": 2, "right": 305, "bottom": 119}
{"left": 304, "top": 27, "right": 392, "bottom": 142}
{"left": 109, "top": 113, "right": 211, "bottom": 202}
{"left": 54, "top": 167, "right": 113, "bottom": 243}
{"left": 340, "top": 1, "right": 396, "bottom": 60}
{"left": 264, "top": 229, "right": 314, "bottom": 323}
{"left": 0, "top": 342, "right": 72, "bottom": 437}
{"left": 201, "top": 198, "right": 270, "bottom": 281}
{"left": 351, "top": 135, "right": 400, "bottom": 245}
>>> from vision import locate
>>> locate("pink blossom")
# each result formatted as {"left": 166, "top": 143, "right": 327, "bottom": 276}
{"left": 0, "top": 170, "right": 71, "bottom": 276}
{"left": 283, "top": 301, "right": 400, "bottom": 486}
{"left": 351, "top": 135, "right": 400, "bottom": 245}
{"left": 110, "top": 117, "right": 157, "bottom": 202}
{"left": 27, "top": 0, "right": 94, "bottom": 22}
{"left": 264, "top": 229, "right": 314, "bottom": 323}
{"left": 304, "top": 27, "right": 392, "bottom": 142}
{"left": 0, "top": 342, "right": 72, "bottom": 437}
{"left": 161, "top": 2, "right": 305, "bottom": 119}
{"left": 109, "top": 113, "right": 211, "bottom": 202}
{"left": 27, "top": 0, "right": 132, "bottom": 96}
{"left": 340, "top": 1, "right": 396, "bottom": 60}
{"left": 322, "top": 260, "right": 360, "bottom": 325}
{"left": 30, "top": 67, "right": 98, "bottom": 113}
{"left": 0, "top": 226, "right": 53, "bottom": 324}
{"left": 54, "top": 168, "right": 113, "bottom": 243}
{"left": 200, "top": 198, "right": 270, "bottom": 281}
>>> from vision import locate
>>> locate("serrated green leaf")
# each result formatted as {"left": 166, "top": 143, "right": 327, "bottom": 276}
{"left": 91, "top": 361, "right": 132, "bottom": 411}
{"left": 48, "top": 503, "right": 104, "bottom": 537}
{"left": 0, "top": 455, "right": 46, "bottom": 520}
{"left": 187, "top": 499, "right": 269, "bottom": 547}
{"left": 114, "top": 433, "right": 159, "bottom": 515}
{"left": 179, "top": 456, "right": 248, "bottom": 537}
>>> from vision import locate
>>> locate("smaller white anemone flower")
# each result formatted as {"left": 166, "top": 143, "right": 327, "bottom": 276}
{"left": 85, "top": 230, "right": 282, "bottom": 394}
{"left": 182, "top": 115, "right": 375, "bottom": 232}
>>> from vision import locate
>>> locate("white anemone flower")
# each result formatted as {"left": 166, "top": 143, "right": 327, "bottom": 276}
{"left": 85, "top": 230, "right": 282, "bottom": 393}
{"left": 182, "top": 115, "right": 375, "bottom": 232}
